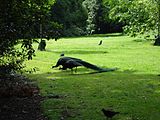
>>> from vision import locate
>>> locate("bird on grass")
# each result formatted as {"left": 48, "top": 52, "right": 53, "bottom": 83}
{"left": 52, "top": 56, "right": 117, "bottom": 73}
{"left": 60, "top": 53, "right": 65, "bottom": 57}
{"left": 98, "top": 40, "right": 103, "bottom": 45}
{"left": 101, "top": 108, "right": 119, "bottom": 119}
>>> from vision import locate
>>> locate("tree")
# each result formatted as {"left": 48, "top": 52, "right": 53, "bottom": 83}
{"left": 0, "top": 0, "right": 55, "bottom": 73}
{"left": 51, "top": 0, "right": 87, "bottom": 36}
{"left": 83, "top": 0, "right": 102, "bottom": 34}
{"left": 154, "top": 0, "right": 160, "bottom": 46}
{"left": 96, "top": 0, "right": 124, "bottom": 33}
{"left": 107, "top": 0, "right": 159, "bottom": 45}
{"left": 37, "top": 17, "right": 63, "bottom": 51}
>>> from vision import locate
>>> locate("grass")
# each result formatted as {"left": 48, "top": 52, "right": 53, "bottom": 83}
{"left": 25, "top": 34, "right": 160, "bottom": 120}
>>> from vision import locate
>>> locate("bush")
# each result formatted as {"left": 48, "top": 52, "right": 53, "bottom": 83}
{"left": 63, "top": 25, "right": 86, "bottom": 37}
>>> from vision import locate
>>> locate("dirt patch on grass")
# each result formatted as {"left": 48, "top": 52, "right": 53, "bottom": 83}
{"left": 0, "top": 73, "right": 48, "bottom": 120}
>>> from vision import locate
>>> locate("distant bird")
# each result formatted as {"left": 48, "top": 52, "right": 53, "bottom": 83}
{"left": 98, "top": 40, "right": 103, "bottom": 45}
{"left": 102, "top": 108, "right": 119, "bottom": 119}
{"left": 52, "top": 56, "right": 117, "bottom": 73}
{"left": 60, "top": 53, "right": 65, "bottom": 57}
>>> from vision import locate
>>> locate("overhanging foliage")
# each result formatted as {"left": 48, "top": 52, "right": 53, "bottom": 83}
{"left": 0, "top": 0, "right": 56, "bottom": 73}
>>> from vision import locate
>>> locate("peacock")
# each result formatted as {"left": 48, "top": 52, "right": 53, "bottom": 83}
{"left": 52, "top": 56, "right": 117, "bottom": 72}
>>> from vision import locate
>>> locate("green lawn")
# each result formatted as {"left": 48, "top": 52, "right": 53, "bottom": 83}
{"left": 25, "top": 34, "right": 160, "bottom": 120}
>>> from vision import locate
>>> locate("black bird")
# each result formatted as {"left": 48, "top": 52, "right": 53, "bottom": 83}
{"left": 52, "top": 56, "right": 117, "bottom": 72}
{"left": 102, "top": 108, "right": 119, "bottom": 119}
{"left": 98, "top": 40, "right": 103, "bottom": 45}
{"left": 61, "top": 59, "right": 83, "bottom": 72}
{"left": 60, "top": 53, "right": 65, "bottom": 57}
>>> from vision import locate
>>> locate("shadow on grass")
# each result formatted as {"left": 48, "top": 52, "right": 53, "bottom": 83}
{"left": 46, "top": 50, "right": 109, "bottom": 55}
{"left": 88, "top": 33, "right": 123, "bottom": 37}
{"left": 62, "top": 33, "right": 123, "bottom": 38}
{"left": 28, "top": 67, "right": 159, "bottom": 79}
{"left": 49, "top": 68, "right": 139, "bottom": 77}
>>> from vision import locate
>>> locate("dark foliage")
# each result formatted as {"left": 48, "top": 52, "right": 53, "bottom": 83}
{"left": 0, "top": 73, "right": 48, "bottom": 120}
{"left": 0, "top": 0, "right": 60, "bottom": 73}
{"left": 51, "top": 0, "right": 88, "bottom": 36}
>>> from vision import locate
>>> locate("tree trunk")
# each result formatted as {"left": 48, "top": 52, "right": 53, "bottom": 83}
{"left": 38, "top": 39, "right": 46, "bottom": 51}
{"left": 38, "top": 23, "right": 46, "bottom": 51}
{"left": 154, "top": 36, "right": 160, "bottom": 46}
{"left": 154, "top": 0, "right": 160, "bottom": 46}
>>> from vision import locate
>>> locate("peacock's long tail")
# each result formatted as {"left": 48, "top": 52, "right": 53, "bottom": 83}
{"left": 74, "top": 59, "right": 118, "bottom": 72}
